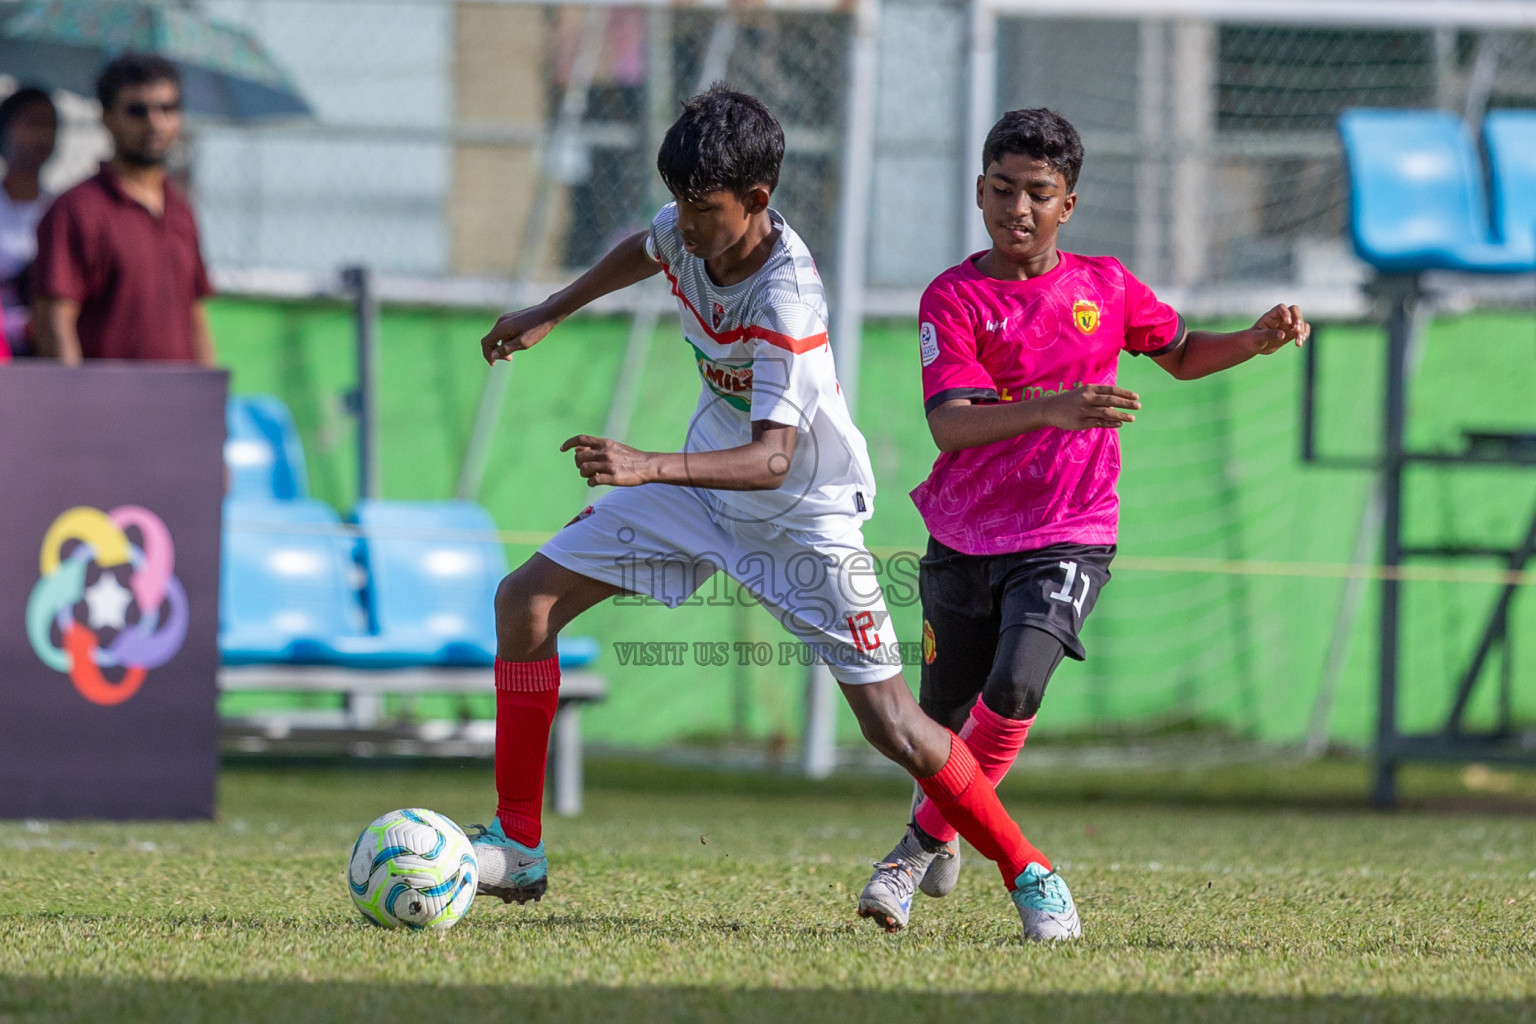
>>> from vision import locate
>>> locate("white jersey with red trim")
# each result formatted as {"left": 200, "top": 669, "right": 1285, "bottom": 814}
{"left": 645, "top": 202, "right": 876, "bottom": 528}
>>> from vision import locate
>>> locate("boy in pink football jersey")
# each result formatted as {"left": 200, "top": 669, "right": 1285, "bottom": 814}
{"left": 856, "top": 108, "right": 1310, "bottom": 938}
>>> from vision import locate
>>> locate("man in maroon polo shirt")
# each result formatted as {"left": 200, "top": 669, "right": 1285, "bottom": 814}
{"left": 32, "top": 53, "right": 215, "bottom": 366}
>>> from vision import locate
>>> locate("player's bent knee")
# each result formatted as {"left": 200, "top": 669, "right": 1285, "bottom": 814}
{"left": 980, "top": 625, "right": 1066, "bottom": 721}
{"left": 493, "top": 571, "right": 535, "bottom": 627}
{"left": 859, "top": 706, "right": 935, "bottom": 772}
{"left": 841, "top": 673, "right": 943, "bottom": 772}
{"left": 860, "top": 723, "right": 920, "bottom": 770}
{"left": 494, "top": 569, "right": 556, "bottom": 659}
{"left": 981, "top": 673, "right": 1047, "bottom": 720}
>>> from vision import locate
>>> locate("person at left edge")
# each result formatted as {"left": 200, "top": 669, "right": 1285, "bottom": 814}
{"left": 0, "top": 86, "right": 57, "bottom": 358}
{"left": 31, "top": 53, "right": 216, "bottom": 366}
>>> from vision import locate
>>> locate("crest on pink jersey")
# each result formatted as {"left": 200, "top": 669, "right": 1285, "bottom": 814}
{"left": 1072, "top": 299, "right": 1100, "bottom": 334}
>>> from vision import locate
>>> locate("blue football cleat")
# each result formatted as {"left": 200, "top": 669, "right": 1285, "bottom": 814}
{"left": 468, "top": 818, "right": 548, "bottom": 905}
{"left": 1011, "top": 862, "right": 1081, "bottom": 941}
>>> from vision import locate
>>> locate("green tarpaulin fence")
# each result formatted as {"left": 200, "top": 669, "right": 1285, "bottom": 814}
{"left": 211, "top": 298, "right": 1536, "bottom": 751}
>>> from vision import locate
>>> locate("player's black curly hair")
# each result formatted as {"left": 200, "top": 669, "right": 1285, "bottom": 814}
{"left": 983, "top": 108, "right": 1083, "bottom": 191}
{"left": 96, "top": 53, "right": 181, "bottom": 111}
{"left": 657, "top": 83, "right": 784, "bottom": 200}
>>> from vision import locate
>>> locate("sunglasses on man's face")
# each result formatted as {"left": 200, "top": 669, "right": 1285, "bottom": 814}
{"left": 119, "top": 100, "right": 181, "bottom": 119}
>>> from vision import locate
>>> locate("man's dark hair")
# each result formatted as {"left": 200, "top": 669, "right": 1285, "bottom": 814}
{"left": 0, "top": 86, "right": 55, "bottom": 139}
{"left": 657, "top": 84, "right": 784, "bottom": 200}
{"left": 96, "top": 53, "right": 181, "bottom": 111}
{"left": 983, "top": 108, "right": 1083, "bottom": 191}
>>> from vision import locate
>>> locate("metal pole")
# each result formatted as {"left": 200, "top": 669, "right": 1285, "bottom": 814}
{"left": 802, "top": 662, "right": 838, "bottom": 779}
{"left": 602, "top": 298, "right": 663, "bottom": 441}
{"left": 1374, "top": 277, "right": 1414, "bottom": 808}
{"left": 343, "top": 265, "right": 380, "bottom": 502}
{"left": 455, "top": 9, "right": 609, "bottom": 501}
{"left": 645, "top": 7, "right": 675, "bottom": 211}
{"left": 604, "top": 11, "right": 737, "bottom": 444}
{"left": 962, "top": 0, "right": 997, "bottom": 256}
{"left": 1169, "top": 18, "right": 1214, "bottom": 287}
{"left": 799, "top": 0, "right": 880, "bottom": 780}
{"left": 831, "top": 0, "right": 879, "bottom": 415}
{"left": 1305, "top": 311, "right": 1430, "bottom": 757}
{"left": 1135, "top": 18, "right": 1169, "bottom": 283}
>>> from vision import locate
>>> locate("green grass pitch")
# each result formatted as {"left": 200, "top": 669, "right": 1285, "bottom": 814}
{"left": 3, "top": 758, "right": 1534, "bottom": 1023}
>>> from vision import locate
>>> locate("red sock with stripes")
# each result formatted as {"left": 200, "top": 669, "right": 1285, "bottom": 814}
{"left": 494, "top": 656, "right": 560, "bottom": 847}
{"left": 914, "top": 732, "right": 1050, "bottom": 888}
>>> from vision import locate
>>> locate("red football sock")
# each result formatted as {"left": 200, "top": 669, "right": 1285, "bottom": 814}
{"left": 914, "top": 733, "right": 1050, "bottom": 888}
{"left": 494, "top": 656, "right": 560, "bottom": 847}
{"left": 914, "top": 701, "right": 1034, "bottom": 843}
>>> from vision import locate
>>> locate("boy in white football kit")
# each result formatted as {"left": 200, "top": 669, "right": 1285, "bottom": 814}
{"left": 473, "top": 86, "right": 1073, "bottom": 942}
{"left": 540, "top": 197, "right": 897, "bottom": 679}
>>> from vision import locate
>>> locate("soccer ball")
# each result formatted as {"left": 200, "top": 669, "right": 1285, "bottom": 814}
{"left": 348, "top": 808, "right": 478, "bottom": 929}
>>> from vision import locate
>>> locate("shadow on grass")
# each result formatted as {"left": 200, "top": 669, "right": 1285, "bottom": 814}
{"left": 4, "top": 977, "right": 1534, "bottom": 1024}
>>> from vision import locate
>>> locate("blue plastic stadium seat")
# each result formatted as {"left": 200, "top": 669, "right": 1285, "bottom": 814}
{"left": 318, "top": 499, "right": 597, "bottom": 670}
{"left": 219, "top": 499, "right": 369, "bottom": 664}
{"left": 556, "top": 635, "right": 600, "bottom": 669}
{"left": 225, "top": 395, "right": 310, "bottom": 501}
{"left": 1482, "top": 110, "right": 1536, "bottom": 253}
{"left": 1338, "top": 109, "right": 1536, "bottom": 274}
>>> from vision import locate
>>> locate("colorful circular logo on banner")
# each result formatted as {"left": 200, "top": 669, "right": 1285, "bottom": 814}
{"left": 26, "top": 506, "right": 187, "bottom": 706}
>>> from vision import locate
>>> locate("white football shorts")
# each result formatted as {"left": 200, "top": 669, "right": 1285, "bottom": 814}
{"left": 539, "top": 484, "right": 903, "bottom": 685}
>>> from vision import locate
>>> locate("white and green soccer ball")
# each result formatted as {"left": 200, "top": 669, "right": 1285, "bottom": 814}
{"left": 348, "top": 808, "right": 478, "bottom": 929}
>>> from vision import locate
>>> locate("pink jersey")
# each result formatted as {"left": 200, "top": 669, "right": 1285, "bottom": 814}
{"left": 911, "top": 251, "right": 1184, "bottom": 556}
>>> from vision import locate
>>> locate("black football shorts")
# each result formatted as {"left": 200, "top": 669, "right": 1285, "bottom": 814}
{"left": 918, "top": 536, "right": 1114, "bottom": 710}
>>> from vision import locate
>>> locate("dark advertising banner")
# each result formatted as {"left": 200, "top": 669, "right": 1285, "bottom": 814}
{"left": 0, "top": 363, "right": 226, "bottom": 819}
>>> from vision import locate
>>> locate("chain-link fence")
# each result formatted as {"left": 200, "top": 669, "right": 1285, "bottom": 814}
{"left": 981, "top": 13, "right": 1536, "bottom": 296}
{"left": 180, "top": 0, "right": 850, "bottom": 286}
{"left": 21, "top": 3, "right": 1536, "bottom": 302}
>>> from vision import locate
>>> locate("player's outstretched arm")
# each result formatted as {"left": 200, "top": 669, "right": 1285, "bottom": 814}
{"left": 481, "top": 230, "right": 661, "bottom": 364}
{"left": 926, "top": 386, "right": 1142, "bottom": 453}
{"left": 560, "top": 420, "right": 797, "bottom": 491}
{"left": 1152, "top": 303, "right": 1310, "bottom": 381}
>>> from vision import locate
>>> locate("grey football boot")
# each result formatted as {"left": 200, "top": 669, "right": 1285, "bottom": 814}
{"left": 857, "top": 818, "right": 952, "bottom": 931}
{"left": 910, "top": 783, "right": 961, "bottom": 898}
{"left": 918, "top": 839, "right": 961, "bottom": 897}
{"left": 857, "top": 853, "right": 917, "bottom": 932}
